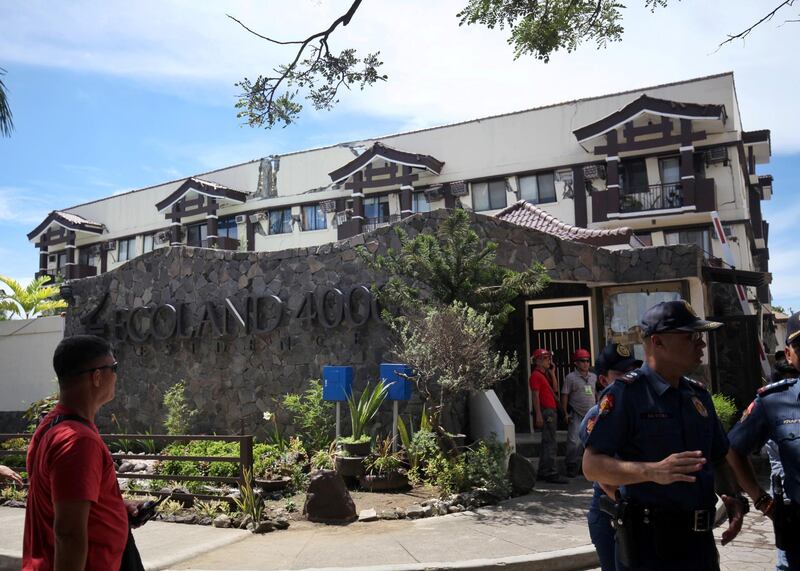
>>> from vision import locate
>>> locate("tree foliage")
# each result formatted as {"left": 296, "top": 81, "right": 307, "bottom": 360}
{"left": 0, "top": 67, "right": 13, "bottom": 137}
{"left": 361, "top": 208, "right": 549, "bottom": 332}
{"left": 232, "top": 1, "right": 796, "bottom": 127}
{"left": 0, "top": 275, "right": 67, "bottom": 319}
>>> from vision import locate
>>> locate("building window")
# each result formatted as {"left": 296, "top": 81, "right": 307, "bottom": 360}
{"left": 665, "top": 228, "right": 711, "bottom": 257}
{"left": 412, "top": 192, "right": 431, "bottom": 213}
{"left": 659, "top": 157, "right": 681, "bottom": 185}
{"left": 619, "top": 159, "right": 648, "bottom": 193}
{"left": 55, "top": 252, "right": 67, "bottom": 274}
{"left": 519, "top": 172, "right": 556, "bottom": 204}
{"left": 472, "top": 179, "right": 507, "bottom": 212}
{"left": 364, "top": 196, "right": 390, "bottom": 221}
{"left": 633, "top": 233, "right": 652, "bottom": 247}
{"left": 186, "top": 223, "right": 207, "bottom": 247}
{"left": 218, "top": 216, "right": 238, "bottom": 240}
{"left": 142, "top": 234, "right": 155, "bottom": 253}
{"left": 117, "top": 237, "right": 136, "bottom": 261}
{"left": 302, "top": 204, "right": 327, "bottom": 231}
{"left": 269, "top": 208, "right": 293, "bottom": 235}
{"left": 79, "top": 247, "right": 99, "bottom": 266}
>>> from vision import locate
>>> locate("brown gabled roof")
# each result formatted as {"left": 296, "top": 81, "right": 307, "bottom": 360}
{"left": 573, "top": 94, "right": 726, "bottom": 143}
{"left": 328, "top": 142, "right": 444, "bottom": 184}
{"left": 27, "top": 210, "right": 105, "bottom": 241}
{"left": 743, "top": 129, "right": 771, "bottom": 145}
{"left": 496, "top": 200, "right": 632, "bottom": 247}
{"left": 155, "top": 177, "right": 249, "bottom": 212}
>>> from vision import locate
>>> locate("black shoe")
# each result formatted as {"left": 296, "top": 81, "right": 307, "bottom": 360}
{"left": 541, "top": 475, "right": 569, "bottom": 484}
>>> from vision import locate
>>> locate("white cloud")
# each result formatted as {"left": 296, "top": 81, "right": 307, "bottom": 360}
{"left": 2, "top": 1, "right": 799, "bottom": 150}
{"left": 0, "top": 187, "right": 52, "bottom": 225}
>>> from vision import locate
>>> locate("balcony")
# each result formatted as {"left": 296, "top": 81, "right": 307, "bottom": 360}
{"left": 592, "top": 178, "right": 716, "bottom": 222}
{"left": 69, "top": 264, "right": 98, "bottom": 279}
{"left": 203, "top": 236, "right": 240, "bottom": 251}
{"left": 619, "top": 183, "right": 683, "bottom": 213}
{"left": 363, "top": 214, "right": 401, "bottom": 233}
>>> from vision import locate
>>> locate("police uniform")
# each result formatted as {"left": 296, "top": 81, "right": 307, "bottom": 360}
{"left": 729, "top": 366, "right": 800, "bottom": 567}
{"left": 584, "top": 300, "right": 728, "bottom": 571}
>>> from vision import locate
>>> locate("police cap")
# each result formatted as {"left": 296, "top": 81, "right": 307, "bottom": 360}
{"left": 786, "top": 311, "right": 800, "bottom": 346}
{"left": 595, "top": 343, "right": 642, "bottom": 376}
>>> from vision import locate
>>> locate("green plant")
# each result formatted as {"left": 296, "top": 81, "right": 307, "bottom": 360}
{"left": 712, "top": 393, "right": 738, "bottom": 431}
{"left": 163, "top": 381, "right": 198, "bottom": 435}
{"left": 262, "top": 411, "right": 287, "bottom": 451}
{"left": 158, "top": 499, "right": 184, "bottom": 516}
{"left": 138, "top": 429, "right": 159, "bottom": 455}
{"left": 194, "top": 499, "right": 229, "bottom": 518}
{"left": 23, "top": 392, "right": 58, "bottom": 432}
{"left": 310, "top": 443, "right": 336, "bottom": 471}
{"left": 282, "top": 379, "right": 335, "bottom": 454}
{"left": 109, "top": 414, "right": 136, "bottom": 453}
{"left": 0, "top": 274, "right": 67, "bottom": 318}
{"left": 1, "top": 485, "right": 27, "bottom": 502}
{"left": 407, "top": 429, "right": 440, "bottom": 474}
{"left": 232, "top": 467, "right": 264, "bottom": 524}
{"left": 156, "top": 440, "right": 241, "bottom": 493}
{"left": 346, "top": 382, "right": 390, "bottom": 442}
{"left": 365, "top": 436, "right": 402, "bottom": 476}
{"left": 284, "top": 498, "right": 297, "bottom": 513}
{"left": 1, "top": 437, "right": 28, "bottom": 469}
{"left": 463, "top": 440, "right": 511, "bottom": 498}
{"left": 426, "top": 453, "right": 468, "bottom": 496}
{"left": 252, "top": 437, "right": 307, "bottom": 481}
{"left": 289, "top": 463, "right": 309, "bottom": 492}
{"left": 397, "top": 406, "right": 433, "bottom": 471}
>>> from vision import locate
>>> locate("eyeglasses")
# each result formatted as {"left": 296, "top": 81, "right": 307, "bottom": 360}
{"left": 73, "top": 362, "right": 119, "bottom": 376}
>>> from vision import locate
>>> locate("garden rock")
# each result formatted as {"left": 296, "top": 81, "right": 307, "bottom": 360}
{"left": 422, "top": 505, "right": 434, "bottom": 517}
{"left": 239, "top": 514, "right": 253, "bottom": 529}
{"left": 405, "top": 504, "right": 425, "bottom": 519}
{"left": 379, "top": 509, "right": 399, "bottom": 520}
{"left": 303, "top": 470, "right": 357, "bottom": 524}
{"left": 5, "top": 500, "right": 26, "bottom": 509}
{"left": 212, "top": 514, "right": 232, "bottom": 528}
{"left": 508, "top": 452, "right": 536, "bottom": 495}
{"left": 273, "top": 518, "right": 290, "bottom": 530}
{"left": 448, "top": 505, "right": 464, "bottom": 514}
{"left": 118, "top": 461, "right": 134, "bottom": 473}
{"left": 358, "top": 508, "right": 378, "bottom": 522}
{"left": 253, "top": 521, "right": 275, "bottom": 534}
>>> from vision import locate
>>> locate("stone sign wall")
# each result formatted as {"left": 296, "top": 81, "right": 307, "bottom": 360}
{"left": 64, "top": 210, "right": 704, "bottom": 435}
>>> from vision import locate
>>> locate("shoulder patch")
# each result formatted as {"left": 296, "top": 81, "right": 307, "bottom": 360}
{"left": 684, "top": 377, "right": 708, "bottom": 392}
{"left": 617, "top": 370, "right": 642, "bottom": 385}
{"left": 757, "top": 378, "right": 798, "bottom": 396}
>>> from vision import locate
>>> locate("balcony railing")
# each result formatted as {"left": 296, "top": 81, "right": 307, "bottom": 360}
{"left": 363, "top": 214, "right": 401, "bottom": 232}
{"left": 619, "top": 182, "right": 683, "bottom": 213}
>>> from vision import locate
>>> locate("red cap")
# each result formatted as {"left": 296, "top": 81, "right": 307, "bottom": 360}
{"left": 532, "top": 348, "right": 551, "bottom": 359}
{"left": 573, "top": 348, "right": 591, "bottom": 360}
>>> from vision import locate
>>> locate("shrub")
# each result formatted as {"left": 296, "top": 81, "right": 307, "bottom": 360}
{"left": 163, "top": 381, "right": 198, "bottom": 435}
{"left": 156, "top": 440, "right": 240, "bottom": 493}
{"left": 345, "top": 382, "right": 390, "bottom": 442}
{"left": 1, "top": 485, "right": 27, "bottom": 502}
{"left": 712, "top": 393, "right": 738, "bottom": 431}
{"left": 464, "top": 440, "right": 511, "bottom": 499}
{"left": 23, "top": 393, "right": 58, "bottom": 432}
{"left": 194, "top": 499, "right": 229, "bottom": 518}
{"left": 282, "top": 379, "right": 335, "bottom": 454}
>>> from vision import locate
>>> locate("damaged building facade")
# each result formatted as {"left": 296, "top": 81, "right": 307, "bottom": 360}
{"left": 27, "top": 72, "right": 776, "bottom": 433}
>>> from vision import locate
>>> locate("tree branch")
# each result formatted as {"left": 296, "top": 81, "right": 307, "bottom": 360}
{"left": 718, "top": 0, "right": 795, "bottom": 47}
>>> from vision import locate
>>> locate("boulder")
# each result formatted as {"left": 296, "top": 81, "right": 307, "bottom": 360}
{"left": 253, "top": 521, "right": 275, "bottom": 534}
{"left": 303, "top": 470, "right": 357, "bottom": 524}
{"left": 212, "top": 514, "right": 232, "bottom": 528}
{"left": 358, "top": 508, "right": 378, "bottom": 522}
{"left": 508, "top": 452, "right": 536, "bottom": 495}
{"left": 405, "top": 504, "right": 425, "bottom": 519}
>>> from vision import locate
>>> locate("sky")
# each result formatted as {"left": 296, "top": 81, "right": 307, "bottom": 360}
{"left": 1, "top": 0, "right": 798, "bottom": 310}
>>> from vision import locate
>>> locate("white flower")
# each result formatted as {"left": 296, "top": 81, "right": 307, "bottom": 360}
{"left": 263, "top": 411, "right": 273, "bottom": 421}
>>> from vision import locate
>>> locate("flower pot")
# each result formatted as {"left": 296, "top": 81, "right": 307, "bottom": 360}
{"left": 359, "top": 471, "right": 409, "bottom": 492}
{"left": 334, "top": 455, "right": 365, "bottom": 478}
{"left": 254, "top": 477, "right": 290, "bottom": 492}
{"left": 340, "top": 440, "right": 371, "bottom": 457}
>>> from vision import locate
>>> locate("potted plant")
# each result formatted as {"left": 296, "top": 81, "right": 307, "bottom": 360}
{"left": 360, "top": 436, "right": 408, "bottom": 492}
{"left": 335, "top": 382, "right": 390, "bottom": 478}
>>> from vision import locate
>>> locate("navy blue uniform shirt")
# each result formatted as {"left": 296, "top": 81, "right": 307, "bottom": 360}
{"left": 728, "top": 378, "right": 800, "bottom": 503}
{"left": 584, "top": 364, "right": 729, "bottom": 511}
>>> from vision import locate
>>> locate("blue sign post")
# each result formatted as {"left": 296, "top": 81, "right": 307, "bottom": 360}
{"left": 380, "top": 363, "right": 413, "bottom": 451}
{"left": 323, "top": 366, "right": 353, "bottom": 439}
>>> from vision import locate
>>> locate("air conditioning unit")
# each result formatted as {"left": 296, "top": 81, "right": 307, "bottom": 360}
{"left": 235, "top": 214, "right": 247, "bottom": 224}
{"left": 104, "top": 240, "right": 117, "bottom": 251}
{"left": 705, "top": 146, "right": 729, "bottom": 165}
{"left": 583, "top": 165, "right": 606, "bottom": 180}
{"left": 156, "top": 231, "right": 170, "bottom": 244}
{"left": 320, "top": 199, "right": 337, "bottom": 213}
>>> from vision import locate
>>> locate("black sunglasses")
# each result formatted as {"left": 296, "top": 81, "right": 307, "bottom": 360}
{"left": 73, "top": 362, "right": 119, "bottom": 376}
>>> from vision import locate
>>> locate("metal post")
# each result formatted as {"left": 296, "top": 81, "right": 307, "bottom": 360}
{"left": 336, "top": 402, "right": 341, "bottom": 439}
{"left": 392, "top": 401, "right": 399, "bottom": 452}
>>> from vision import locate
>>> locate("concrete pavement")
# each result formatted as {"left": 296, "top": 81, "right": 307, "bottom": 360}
{"left": 0, "top": 477, "right": 781, "bottom": 570}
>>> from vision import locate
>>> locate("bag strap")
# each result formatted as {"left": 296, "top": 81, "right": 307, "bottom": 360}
{"left": 29, "top": 413, "right": 92, "bottom": 477}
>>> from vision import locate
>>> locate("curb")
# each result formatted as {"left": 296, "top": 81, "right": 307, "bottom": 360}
{"left": 166, "top": 544, "right": 599, "bottom": 571}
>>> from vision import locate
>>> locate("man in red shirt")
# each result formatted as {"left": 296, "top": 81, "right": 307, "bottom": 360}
{"left": 24, "top": 335, "right": 134, "bottom": 571}
{"left": 529, "top": 348, "right": 568, "bottom": 484}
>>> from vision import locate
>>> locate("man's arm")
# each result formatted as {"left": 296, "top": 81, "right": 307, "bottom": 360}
{"left": 54, "top": 499, "right": 91, "bottom": 571}
{"left": 583, "top": 446, "right": 707, "bottom": 486}
{"left": 560, "top": 393, "right": 570, "bottom": 421}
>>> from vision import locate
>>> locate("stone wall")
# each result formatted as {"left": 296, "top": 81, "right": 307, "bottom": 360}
{"left": 64, "top": 210, "right": 704, "bottom": 435}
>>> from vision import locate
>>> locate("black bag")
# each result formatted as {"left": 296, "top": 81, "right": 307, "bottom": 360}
{"left": 119, "top": 528, "right": 145, "bottom": 571}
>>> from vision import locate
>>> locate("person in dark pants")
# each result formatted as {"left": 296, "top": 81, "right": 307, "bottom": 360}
{"left": 530, "top": 348, "right": 567, "bottom": 484}
{"left": 583, "top": 300, "right": 746, "bottom": 571}
{"left": 728, "top": 311, "right": 800, "bottom": 570}
{"left": 581, "top": 343, "right": 643, "bottom": 571}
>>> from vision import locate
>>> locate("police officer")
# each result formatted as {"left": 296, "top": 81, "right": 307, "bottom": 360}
{"left": 728, "top": 311, "right": 800, "bottom": 569}
{"left": 583, "top": 300, "right": 746, "bottom": 570}
{"left": 581, "top": 343, "right": 642, "bottom": 571}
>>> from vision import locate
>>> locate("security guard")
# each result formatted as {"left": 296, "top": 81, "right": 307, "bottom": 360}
{"left": 728, "top": 311, "right": 800, "bottom": 569}
{"left": 583, "top": 300, "right": 746, "bottom": 570}
{"left": 581, "top": 343, "right": 642, "bottom": 571}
